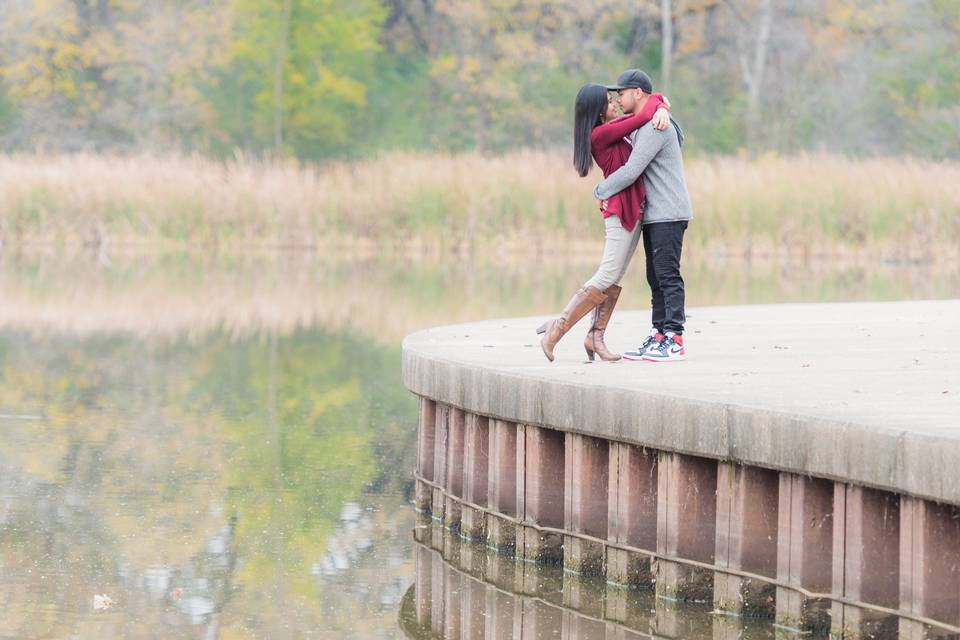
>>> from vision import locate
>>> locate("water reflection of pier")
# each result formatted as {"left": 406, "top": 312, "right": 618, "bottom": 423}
{"left": 400, "top": 530, "right": 776, "bottom": 640}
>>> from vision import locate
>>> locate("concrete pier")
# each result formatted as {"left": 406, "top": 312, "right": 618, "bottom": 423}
{"left": 404, "top": 301, "right": 960, "bottom": 637}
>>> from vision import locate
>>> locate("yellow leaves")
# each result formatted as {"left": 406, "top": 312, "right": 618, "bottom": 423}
{"left": 49, "top": 42, "right": 85, "bottom": 70}
{"left": 0, "top": 415, "right": 69, "bottom": 482}
{"left": 219, "top": 626, "right": 259, "bottom": 640}
{"left": 0, "top": 0, "right": 237, "bottom": 147}
{"left": 676, "top": 19, "right": 705, "bottom": 56}
{"left": 303, "top": 378, "right": 361, "bottom": 423}
{"left": 230, "top": 38, "right": 258, "bottom": 60}
{"left": 685, "top": 0, "right": 723, "bottom": 11}
{"left": 459, "top": 56, "right": 483, "bottom": 80}
{"left": 432, "top": 55, "right": 459, "bottom": 77}
{"left": 313, "top": 67, "right": 365, "bottom": 106}
{"left": 824, "top": 0, "right": 879, "bottom": 30}
{"left": 916, "top": 83, "right": 937, "bottom": 104}
{"left": 0, "top": 3, "right": 90, "bottom": 102}
{"left": 288, "top": 70, "right": 308, "bottom": 90}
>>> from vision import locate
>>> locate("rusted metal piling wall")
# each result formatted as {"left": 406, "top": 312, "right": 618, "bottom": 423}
{"left": 413, "top": 397, "right": 960, "bottom": 638}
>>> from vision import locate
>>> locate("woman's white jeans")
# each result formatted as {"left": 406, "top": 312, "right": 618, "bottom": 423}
{"left": 584, "top": 216, "right": 642, "bottom": 291}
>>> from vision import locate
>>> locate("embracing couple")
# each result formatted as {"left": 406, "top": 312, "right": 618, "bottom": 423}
{"left": 537, "top": 69, "right": 693, "bottom": 364}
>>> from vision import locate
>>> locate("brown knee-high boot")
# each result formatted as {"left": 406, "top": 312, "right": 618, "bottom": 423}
{"left": 536, "top": 286, "right": 606, "bottom": 362}
{"left": 584, "top": 284, "right": 622, "bottom": 361}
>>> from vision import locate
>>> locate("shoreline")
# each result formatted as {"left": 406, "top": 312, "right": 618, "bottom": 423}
{"left": 1, "top": 235, "right": 958, "bottom": 265}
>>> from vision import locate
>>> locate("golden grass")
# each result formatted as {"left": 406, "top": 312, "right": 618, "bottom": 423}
{"left": 0, "top": 151, "right": 958, "bottom": 259}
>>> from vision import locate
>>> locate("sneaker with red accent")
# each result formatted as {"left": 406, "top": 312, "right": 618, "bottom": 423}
{"left": 623, "top": 329, "right": 662, "bottom": 361}
{"left": 642, "top": 332, "right": 686, "bottom": 362}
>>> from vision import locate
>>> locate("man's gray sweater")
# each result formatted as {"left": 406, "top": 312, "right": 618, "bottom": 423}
{"left": 593, "top": 118, "right": 694, "bottom": 225}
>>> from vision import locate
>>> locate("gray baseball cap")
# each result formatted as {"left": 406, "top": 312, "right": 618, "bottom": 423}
{"left": 606, "top": 69, "right": 654, "bottom": 93}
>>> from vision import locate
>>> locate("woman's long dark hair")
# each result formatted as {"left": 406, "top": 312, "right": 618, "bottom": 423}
{"left": 573, "top": 83, "right": 609, "bottom": 177}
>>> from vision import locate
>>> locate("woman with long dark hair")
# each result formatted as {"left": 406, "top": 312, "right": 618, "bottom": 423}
{"left": 537, "top": 83, "right": 669, "bottom": 362}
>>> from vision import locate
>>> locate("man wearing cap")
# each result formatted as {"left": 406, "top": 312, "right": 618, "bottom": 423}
{"left": 594, "top": 69, "right": 694, "bottom": 362}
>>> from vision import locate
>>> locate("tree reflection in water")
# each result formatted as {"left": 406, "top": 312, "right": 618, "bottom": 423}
{"left": 0, "top": 328, "right": 417, "bottom": 638}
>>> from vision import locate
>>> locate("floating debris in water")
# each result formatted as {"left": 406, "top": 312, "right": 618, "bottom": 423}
{"left": 93, "top": 594, "right": 114, "bottom": 611}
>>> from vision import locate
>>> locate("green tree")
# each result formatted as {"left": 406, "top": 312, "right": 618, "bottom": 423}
{"left": 213, "top": 0, "right": 386, "bottom": 158}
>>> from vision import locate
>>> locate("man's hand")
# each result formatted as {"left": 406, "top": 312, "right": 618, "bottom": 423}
{"left": 652, "top": 107, "right": 670, "bottom": 131}
{"left": 599, "top": 199, "right": 609, "bottom": 212}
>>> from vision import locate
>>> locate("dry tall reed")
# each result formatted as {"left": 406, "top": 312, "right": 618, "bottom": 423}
{"left": 1, "top": 152, "right": 958, "bottom": 258}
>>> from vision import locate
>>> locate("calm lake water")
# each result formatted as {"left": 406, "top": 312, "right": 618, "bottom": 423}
{"left": 0, "top": 250, "right": 956, "bottom": 638}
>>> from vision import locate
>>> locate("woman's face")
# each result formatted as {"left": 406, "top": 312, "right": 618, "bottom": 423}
{"left": 603, "top": 93, "right": 619, "bottom": 123}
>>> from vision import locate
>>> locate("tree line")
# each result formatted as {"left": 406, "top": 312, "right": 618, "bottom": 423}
{"left": 0, "top": 0, "right": 957, "bottom": 160}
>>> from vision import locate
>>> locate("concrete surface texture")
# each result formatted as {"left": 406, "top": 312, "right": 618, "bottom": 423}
{"left": 402, "top": 300, "right": 960, "bottom": 505}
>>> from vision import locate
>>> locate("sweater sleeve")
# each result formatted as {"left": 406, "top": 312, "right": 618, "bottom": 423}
{"left": 593, "top": 124, "right": 669, "bottom": 200}
{"left": 590, "top": 93, "right": 666, "bottom": 149}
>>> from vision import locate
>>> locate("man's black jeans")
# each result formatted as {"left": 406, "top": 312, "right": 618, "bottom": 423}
{"left": 642, "top": 220, "right": 688, "bottom": 334}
